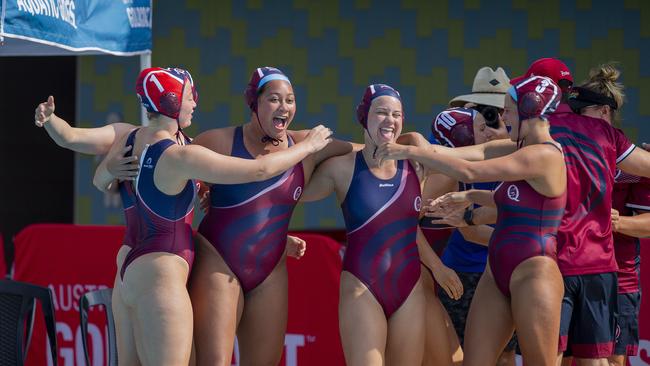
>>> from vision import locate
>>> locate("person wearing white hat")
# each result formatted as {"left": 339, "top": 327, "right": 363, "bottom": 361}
{"left": 424, "top": 67, "right": 514, "bottom": 366}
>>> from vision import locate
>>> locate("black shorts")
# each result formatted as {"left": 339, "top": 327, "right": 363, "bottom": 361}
{"left": 559, "top": 272, "right": 618, "bottom": 358}
{"left": 614, "top": 291, "right": 641, "bottom": 356}
{"left": 437, "top": 271, "right": 518, "bottom": 351}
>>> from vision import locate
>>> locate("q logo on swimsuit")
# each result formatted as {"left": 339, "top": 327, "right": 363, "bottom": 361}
{"left": 507, "top": 184, "right": 520, "bottom": 202}
{"left": 414, "top": 196, "right": 422, "bottom": 212}
{"left": 293, "top": 186, "right": 303, "bottom": 201}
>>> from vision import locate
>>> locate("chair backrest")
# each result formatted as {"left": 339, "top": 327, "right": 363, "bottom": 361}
{"left": 0, "top": 280, "right": 57, "bottom": 366}
{"left": 80, "top": 288, "right": 117, "bottom": 366}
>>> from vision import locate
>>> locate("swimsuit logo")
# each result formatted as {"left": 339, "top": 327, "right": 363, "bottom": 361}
{"left": 379, "top": 183, "right": 394, "bottom": 188}
{"left": 507, "top": 184, "right": 520, "bottom": 202}
{"left": 414, "top": 196, "right": 422, "bottom": 212}
{"left": 293, "top": 186, "right": 303, "bottom": 201}
{"left": 143, "top": 157, "right": 154, "bottom": 169}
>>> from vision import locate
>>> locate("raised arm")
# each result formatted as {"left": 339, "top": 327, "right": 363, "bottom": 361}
{"left": 35, "top": 95, "right": 135, "bottom": 154}
{"left": 169, "top": 125, "right": 332, "bottom": 184}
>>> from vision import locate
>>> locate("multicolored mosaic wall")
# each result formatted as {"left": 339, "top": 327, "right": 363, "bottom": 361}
{"left": 75, "top": 0, "right": 650, "bottom": 228}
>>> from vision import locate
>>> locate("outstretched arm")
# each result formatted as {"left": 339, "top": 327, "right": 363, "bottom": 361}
{"left": 424, "top": 193, "right": 497, "bottom": 228}
{"left": 438, "top": 189, "right": 496, "bottom": 208}
{"left": 290, "top": 130, "right": 363, "bottom": 165}
{"left": 35, "top": 95, "right": 135, "bottom": 155}
{"left": 377, "top": 143, "right": 557, "bottom": 184}
{"left": 397, "top": 132, "right": 516, "bottom": 161}
{"left": 171, "top": 125, "right": 333, "bottom": 184}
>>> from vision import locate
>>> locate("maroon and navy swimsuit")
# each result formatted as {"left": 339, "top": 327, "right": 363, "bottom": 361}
{"left": 118, "top": 128, "right": 140, "bottom": 248}
{"left": 120, "top": 136, "right": 196, "bottom": 280}
{"left": 197, "top": 126, "right": 304, "bottom": 293}
{"left": 341, "top": 152, "right": 422, "bottom": 318}
{"left": 489, "top": 151, "right": 566, "bottom": 296}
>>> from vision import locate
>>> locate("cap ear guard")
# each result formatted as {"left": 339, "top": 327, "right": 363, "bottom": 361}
{"left": 448, "top": 123, "right": 475, "bottom": 147}
{"left": 159, "top": 90, "right": 183, "bottom": 118}
{"left": 518, "top": 91, "right": 546, "bottom": 120}
{"left": 244, "top": 82, "right": 258, "bottom": 112}
{"left": 511, "top": 76, "right": 561, "bottom": 121}
{"left": 356, "top": 101, "right": 369, "bottom": 128}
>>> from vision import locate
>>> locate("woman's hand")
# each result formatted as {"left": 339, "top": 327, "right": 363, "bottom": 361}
{"left": 286, "top": 235, "right": 307, "bottom": 259}
{"left": 106, "top": 145, "right": 139, "bottom": 181}
{"left": 423, "top": 191, "right": 472, "bottom": 227}
{"left": 35, "top": 95, "right": 55, "bottom": 127}
{"left": 611, "top": 208, "right": 620, "bottom": 232}
{"left": 303, "top": 125, "right": 333, "bottom": 154}
{"left": 431, "top": 264, "right": 464, "bottom": 300}
{"left": 375, "top": 142, "right": 411, "bottom": 163}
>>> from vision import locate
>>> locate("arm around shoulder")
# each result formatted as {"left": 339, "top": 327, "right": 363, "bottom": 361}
{"left": 300, "top": 154, "right": 343, "bottom": 202}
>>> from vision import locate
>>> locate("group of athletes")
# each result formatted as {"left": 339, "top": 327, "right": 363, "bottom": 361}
{"left": 32, "top": 57, "right": 650, "bottom": 366}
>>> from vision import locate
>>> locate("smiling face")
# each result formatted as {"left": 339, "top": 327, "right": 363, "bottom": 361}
{"left": 365, "top": 95, "right": 403, "bottom": 144}
{"left": 177, "top": 81, "right": 197, "bottom": 128}
{"left": 502, "top": 95, "right": 521, "bottom": 142}
{"left": 255, "top": 79, "right": 296, "bottom": 138}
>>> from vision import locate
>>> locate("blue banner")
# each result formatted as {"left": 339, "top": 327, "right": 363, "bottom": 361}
{"left": 1, "top": 0, "right": 151, "bottom": 55}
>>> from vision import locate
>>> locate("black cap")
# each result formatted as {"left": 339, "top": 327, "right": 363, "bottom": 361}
{"left": 568, "top": 86, "right": 618, "bottom": 112}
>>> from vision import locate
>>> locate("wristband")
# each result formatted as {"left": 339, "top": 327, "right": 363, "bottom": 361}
{"left": 463, "top": 208, "right": 475, "bottom": 226}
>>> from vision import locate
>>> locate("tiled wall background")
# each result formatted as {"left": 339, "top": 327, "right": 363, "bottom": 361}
{"left": 75, "top": 0, "right": 650, "bottom": 228}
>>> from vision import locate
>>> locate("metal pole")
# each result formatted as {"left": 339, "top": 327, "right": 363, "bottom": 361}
{"left": 139, "top": 52, "right": 151, "bottom": 126}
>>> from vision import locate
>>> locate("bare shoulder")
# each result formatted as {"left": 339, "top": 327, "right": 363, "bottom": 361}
{"left": 159, "top": 142, "right": 205, "bottom": 170}
{"left": 111, "top": 122, "right": 139, "bottom": 137}
{"left": 287, "top": 129, "right": 309, "bottom": 142}
{"left": 193, "top": 125, "right": 237, "bottom": 154}
{"left": 523, "top": 142, "right": 563, "bottom": 161}
{"left": 113, "top": 129, "right": 132, "bottom": 148}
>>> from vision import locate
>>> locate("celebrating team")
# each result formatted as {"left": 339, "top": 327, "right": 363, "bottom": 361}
{"left": 34, "top": 58, "right": 650, "bottom": 366}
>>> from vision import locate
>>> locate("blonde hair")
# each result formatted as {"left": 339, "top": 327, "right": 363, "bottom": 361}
{"left": 580, "top": 63, "right": 625, "bottom": 123}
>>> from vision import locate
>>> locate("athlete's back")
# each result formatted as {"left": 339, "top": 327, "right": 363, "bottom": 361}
{"left": 549, "top": 103, "right": 634, "bottom": 276}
